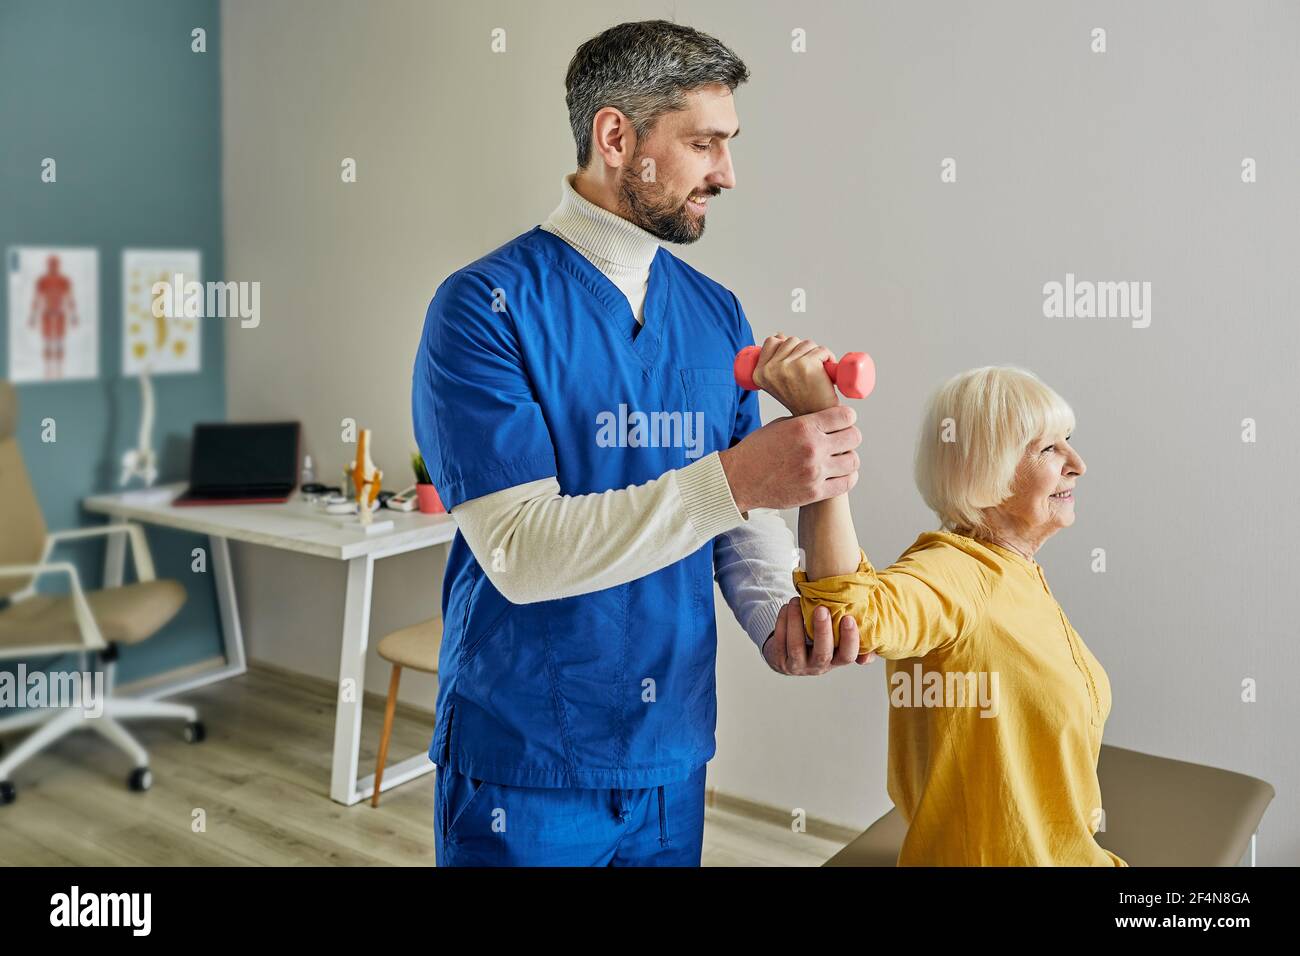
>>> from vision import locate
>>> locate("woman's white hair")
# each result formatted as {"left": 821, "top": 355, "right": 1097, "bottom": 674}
{"left": 914, "top": 366, "right": 1076, "bottom": 539}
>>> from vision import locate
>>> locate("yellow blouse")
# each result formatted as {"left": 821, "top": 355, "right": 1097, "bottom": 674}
{"left": 793, "top": 531, "right": 1126, "bottom": 867}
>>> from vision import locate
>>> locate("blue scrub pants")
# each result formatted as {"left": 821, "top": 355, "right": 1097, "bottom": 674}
{"left": 434, "top": 764, "right": 707, "bottom": 866}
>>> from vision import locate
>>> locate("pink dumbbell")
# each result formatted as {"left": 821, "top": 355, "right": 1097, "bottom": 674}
{"left": 733, "top": 345, "right": 876, "bottom": 399}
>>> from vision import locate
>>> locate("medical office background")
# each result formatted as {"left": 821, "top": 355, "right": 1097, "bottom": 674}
{"left": 2, "top": 0, "right": 1296, "bottom": 864}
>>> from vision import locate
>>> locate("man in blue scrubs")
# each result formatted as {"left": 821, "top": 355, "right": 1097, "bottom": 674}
{"left": 412, "top": 20, "right": 865, "bottom": 866}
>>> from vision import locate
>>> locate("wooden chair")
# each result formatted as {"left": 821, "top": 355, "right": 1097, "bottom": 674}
{"left": 370, "top": 616, "right": 442, "bottom": 807}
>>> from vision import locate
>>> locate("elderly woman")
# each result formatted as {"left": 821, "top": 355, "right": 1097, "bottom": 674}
{"left": 753, "top": 335, "right": 1125, "bottom": 867}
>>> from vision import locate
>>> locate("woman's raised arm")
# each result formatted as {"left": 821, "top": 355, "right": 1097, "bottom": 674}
{"left": 751, "top": 335, "right": 984, "bottom": 658}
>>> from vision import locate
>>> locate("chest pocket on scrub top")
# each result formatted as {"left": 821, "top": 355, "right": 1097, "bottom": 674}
{"left": 678, "top": 367, "right": 738, "bottom": 462}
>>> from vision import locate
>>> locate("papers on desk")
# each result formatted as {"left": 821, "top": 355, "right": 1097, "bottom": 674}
{"left": 116, "top": 486, "right": 180, "bottom": 505}
{"left": 310, "top": 498, "right": 396, "bottom": 535}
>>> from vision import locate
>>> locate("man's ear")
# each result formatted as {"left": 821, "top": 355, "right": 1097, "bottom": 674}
{"left": 590, "top": 106, "right": 636, "bottom": 170}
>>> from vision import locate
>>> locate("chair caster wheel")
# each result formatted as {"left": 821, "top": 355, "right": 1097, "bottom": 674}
{"left": 0, "top": 781, "right": 14, "bottom": 806}
{"left": 184, "top": 721, "right": 206, "bottom": 744}
{"left": 128, "top": 767, "right": 153, "bottom": 792}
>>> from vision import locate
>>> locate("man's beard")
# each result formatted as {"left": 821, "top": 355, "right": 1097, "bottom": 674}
{"left": 618, "top": 163, "right": 716, "bottom": 244}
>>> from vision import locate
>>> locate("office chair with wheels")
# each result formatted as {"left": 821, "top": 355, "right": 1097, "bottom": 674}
{"left": 0, "top": 380, "right": 204, "bottom": 804}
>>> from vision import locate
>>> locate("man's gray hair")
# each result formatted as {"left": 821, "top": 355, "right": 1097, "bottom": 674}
{"left": 565, "top": 20, "right": 749, "bottom": 168}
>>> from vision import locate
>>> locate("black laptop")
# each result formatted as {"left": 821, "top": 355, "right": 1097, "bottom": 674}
{"left": 173, "top": 422, "right": 301, "bottom": 506}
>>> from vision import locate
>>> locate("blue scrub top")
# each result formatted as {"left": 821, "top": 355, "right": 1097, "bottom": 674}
{"left": 412, "top": 226, "right": 762, "bottom": 789}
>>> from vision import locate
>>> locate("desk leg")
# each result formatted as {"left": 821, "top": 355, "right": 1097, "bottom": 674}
{"left": 330, "top": 555, "right": 375, "bottom": 805}
{"left": 98, "top": 523, "right": 248, "bottom": 701}
{"left": 210, "top": 535, "right": 248, "bottom": 678}
{"left": 103, "top": 518, "right": 127, "bottom": 587}
{"left": 120, "top": 534, "right": 249, "bottom": 702}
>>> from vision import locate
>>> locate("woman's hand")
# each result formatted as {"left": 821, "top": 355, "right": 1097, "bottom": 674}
{"left": 751, "top": 334, "right": 840, "bottom": 416}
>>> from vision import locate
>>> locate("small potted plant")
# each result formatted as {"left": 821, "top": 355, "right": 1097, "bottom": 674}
{"left": 412, "top": 449, "right": 445, "bottom": 514}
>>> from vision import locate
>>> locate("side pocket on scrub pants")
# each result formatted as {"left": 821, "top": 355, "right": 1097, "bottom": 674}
{"left": 444, "top": 773, "right": 489, "bottom": 843}
{"left": 679, "top": 367, "right": 737, "bottom": 462}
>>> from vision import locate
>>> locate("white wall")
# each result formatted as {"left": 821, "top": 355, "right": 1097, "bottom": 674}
{"left": 222, "top": 0, "right": 1300, "bottom": 861}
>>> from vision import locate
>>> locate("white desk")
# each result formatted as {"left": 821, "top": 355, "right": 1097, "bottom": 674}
{"left": 82, "top": 483, "right": 457, "bottom": 806}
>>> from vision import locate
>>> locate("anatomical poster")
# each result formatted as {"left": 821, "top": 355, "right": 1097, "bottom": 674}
{"left": 7, "top": 246, "right": 99, "bottom": 383}
{"left": 122, "top": 248, "right": 202, "bottom": 375}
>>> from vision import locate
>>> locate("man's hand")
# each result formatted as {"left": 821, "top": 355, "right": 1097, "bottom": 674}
{"left": 719, "top": 405, "right": 860, "bottom": 515}
{"left": 762, "top": 597, "right": 876, "bottom": 675}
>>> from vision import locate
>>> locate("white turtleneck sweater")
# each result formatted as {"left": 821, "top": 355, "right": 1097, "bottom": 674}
{"left": 446, "top": 175, "right": 796, "bottom": 653}
{"left": 540, "top": 174, "right": 659, "bottom": 323}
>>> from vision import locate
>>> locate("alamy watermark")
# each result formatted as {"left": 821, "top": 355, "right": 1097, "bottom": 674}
{"left": 50, "top": 886, "right": 150, "bottom": 936}
{"left": 1042, "top": 272, "right": 1151, "bottom": 328}
{"left": 0, "top": 664, "right": 104, "bottom": 717}
{"left": 152, "top": 273, "right": 260, "bottom": 328}
{"left": 596, "top": 404, "right": 706, "bottom": 459}
{"left": 889, "top": 664, "right": 1000, "bottom": 718}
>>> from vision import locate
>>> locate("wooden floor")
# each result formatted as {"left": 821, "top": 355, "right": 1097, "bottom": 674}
{"left": 0, "top": 664, "right": 853, "bottom": 866}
